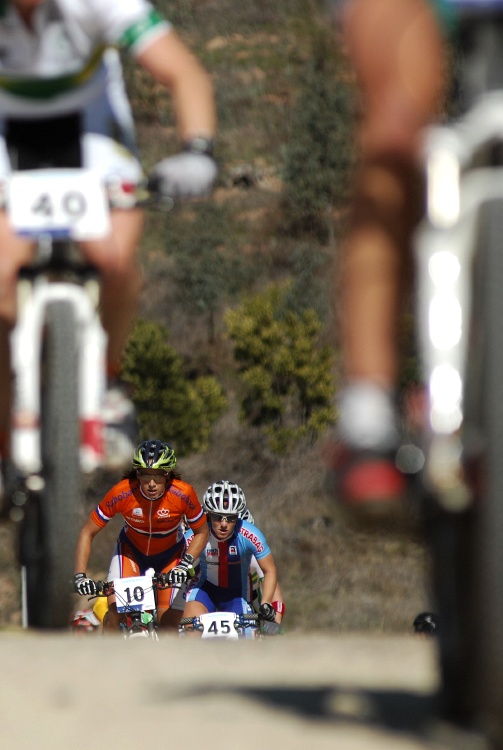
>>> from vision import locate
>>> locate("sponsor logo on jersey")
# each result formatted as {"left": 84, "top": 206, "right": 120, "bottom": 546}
{"left": 207, "top": 548, "right": 218, "bottom": 557}
{"left": 132, "top": 507, "right": 143, "bottom": 517}
{"left": 106, "top": 488, "right": 133, "bottom": 513}
{"left": 170, "top": 486, "right": 196, "bottom": 510}
{"left": 240, "top": 527, "right": 265, "bottom": 554}
{"left": 157, "top": 508, "right": 170, "bottom": 518}
{"left": 229, "top": 546, "right": 238, "bottom": 555}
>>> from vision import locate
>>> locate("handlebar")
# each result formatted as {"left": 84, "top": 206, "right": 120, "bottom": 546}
{"left": 93, "top": 575, "right": 184, "bottom": 598}
{"left": 179, "top": 613, "right": 259, "bottom": 632}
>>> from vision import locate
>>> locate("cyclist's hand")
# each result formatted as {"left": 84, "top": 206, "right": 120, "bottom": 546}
{"left": 157, "top": 572, "right": 171, "bottom": 589}
{"left": 152, "top": 152, "right": 218, "bottom": 200}
{"left": 164, "top": 554, "right": 195, "bottom": 586}
{"left": 261, "top": 620, "right": 282, "bottom": 636}
{"left": 74, "top": 573, "right": 97, "bottom": 597}
{"left": 259, "top": 602, "right": 276, "bottom": 622}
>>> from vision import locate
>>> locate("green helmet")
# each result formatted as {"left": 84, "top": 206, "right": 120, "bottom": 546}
{"left": 132, "top": 440, "right": 176, "bottom": 471}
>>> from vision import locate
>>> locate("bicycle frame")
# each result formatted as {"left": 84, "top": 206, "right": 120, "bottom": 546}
{"left": 98, "top": 569, "right": 161, "bottom": 639}
{"left": 416, "top": 92, "right": 503, "bottom": 505}
{"left": 179, "top": 611, "right": 259, "bottom": 639}
{"left": 415, "top": 11, "right": 503, "bottom": 743}
{"left": 6, "top": 167, "right": 112, "bottom": 629}
{"left": 11, "top": 244, "right": 107, "bottom": 477}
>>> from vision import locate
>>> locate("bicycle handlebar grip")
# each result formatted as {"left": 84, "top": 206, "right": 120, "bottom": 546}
{"left": 95, "top": 580, "right": 112, "bottom": 596}
{"left": 180, "top": 617, "right": 195, "bottom": 626}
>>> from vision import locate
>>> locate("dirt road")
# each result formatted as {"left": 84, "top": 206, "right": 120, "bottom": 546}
{"left": 0, "top": 632, "right": 490, "bottom": 750}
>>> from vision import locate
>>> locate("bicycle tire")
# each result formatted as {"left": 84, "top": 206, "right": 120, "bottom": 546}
{"left": 469, "top": 198, "right": 503, "bottom": 746}
{"left": 20, "top": 299, "right": 81, "bottom": 628}
{"left": 433, "top": 199, "right": 503, "bottom": 747}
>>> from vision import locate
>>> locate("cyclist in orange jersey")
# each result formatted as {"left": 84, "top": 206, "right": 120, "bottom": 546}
{"left": 74, "top": 439, "right": 208, "bottom": 631}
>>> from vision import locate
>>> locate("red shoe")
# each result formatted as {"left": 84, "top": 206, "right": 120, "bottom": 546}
{"left": 324, "top": 441, "right": 408, "bottom": 510}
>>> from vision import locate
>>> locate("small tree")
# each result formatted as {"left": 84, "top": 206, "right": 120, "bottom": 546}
{"left": 122, "top": 319, "right": 227, "bottom": 454}
{"left": 281, "top": 39, "right": 356, "bottom": 239}
{"left": 226, "top": 284, "right": 335, "bottom": 453}
{"left": 167, "top": 203, "right": 250, "bottom": 342}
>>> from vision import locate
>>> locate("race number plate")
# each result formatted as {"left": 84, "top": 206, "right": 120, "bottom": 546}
{"left": 8, "top": 168, "right": 110, "bottom": 239}
{"left": 200, "top": 612, "right": 239, "bottom": 640}
{"left": 113, "top": 575, "right": 156, "bottom": 613}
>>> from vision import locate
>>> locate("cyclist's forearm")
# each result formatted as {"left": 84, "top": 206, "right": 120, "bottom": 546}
{"left": 74, "top": 519, "right": 101, "bottom": 573}
{"left": 259, "top": 555, "right": 278, "bottom": 603}
{"left": 261, "top": 574, "right": 278, "bottom": 605}
{"left": 186, "top": 524, "right": 209, "bottom": 563}
{"left": 135, "top": 31, "right": 216, "bottom": 141}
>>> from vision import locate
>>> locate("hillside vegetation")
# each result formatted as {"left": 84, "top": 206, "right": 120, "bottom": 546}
{"left": 0, "top": 0, "right": 433, "bottom": 632}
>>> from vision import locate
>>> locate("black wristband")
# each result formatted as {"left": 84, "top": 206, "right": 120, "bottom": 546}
{"left": 182, "top": 137, "right": 214, "bottom": 157}
{"left": 183, "top": 553, "right": 194, "bottom": 566}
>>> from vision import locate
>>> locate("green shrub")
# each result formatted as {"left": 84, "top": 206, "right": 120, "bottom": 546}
{"left": 165, "top": 203, "right": 252, "bottom": 342}
{"left": 226, "top": 284, "right": 335, "bottom": 452}
{"left": 281, "top": 34, "right": 356, "bottom": 239}
{"left": 122, "top": 320, "right": 227, "bottom": 454}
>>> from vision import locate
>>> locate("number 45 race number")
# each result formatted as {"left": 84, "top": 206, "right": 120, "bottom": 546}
{"left": 200, "top": 612, "right": 239, "bottom": 640}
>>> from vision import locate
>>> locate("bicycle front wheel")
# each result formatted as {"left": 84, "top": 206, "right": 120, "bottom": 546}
{"left": 438, "top": 199, "right": 503, "bottom": 746}
{"left": 470, "top": 199, "right": 503, "bottom": 745}
{"left": 20, "top": 300, "right": 81, "bottom": 628}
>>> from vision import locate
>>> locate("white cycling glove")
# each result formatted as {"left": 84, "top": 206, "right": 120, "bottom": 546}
{"left": 152, "top": 138, "right": 218, "bottom": 200}
{"left": 74, "top": 572, "right": 97, "bottom": 597}
{"left": 259, "top": 602, "right": 276, "bottom": 622}
{"left": 162, "top": 554, "right": 195, "bottom": 587}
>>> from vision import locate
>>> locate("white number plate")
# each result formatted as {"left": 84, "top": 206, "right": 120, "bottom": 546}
{"left": 8, "top": 168, "right": 110, "bottom": 239}
{"left": 113, "top": 574, "right": 156, "bottom": 613}
{"left": 200, "top": 612, "right": 239, "bottom": 640}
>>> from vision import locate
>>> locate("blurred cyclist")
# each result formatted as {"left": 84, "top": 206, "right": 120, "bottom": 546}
{"left": 74, "top": 439, "right": 209, "bottom": 632}
{"left": 0, "top": 0, "right": 217, "bottom": 479}
{"left": 326, "top": 0, "right": 449, "bottom": 509}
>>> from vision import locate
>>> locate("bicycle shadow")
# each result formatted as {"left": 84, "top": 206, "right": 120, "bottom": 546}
{"left": 189, "top": 683, "right": 489, "bottom": 750}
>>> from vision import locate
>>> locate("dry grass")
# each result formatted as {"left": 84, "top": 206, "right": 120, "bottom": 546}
{"left": 0, "top": 417, "right": 434, "bottom": 633}
{"left": 0, "top": 2, "right": 434, "bottom": 633}
{"left": 0, "top": 406, "right": 431, "bottom": 632}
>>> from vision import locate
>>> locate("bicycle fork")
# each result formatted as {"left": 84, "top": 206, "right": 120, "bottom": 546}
{"left": 415, "top": 112, "right": 503, "bottom": 511}
{"left": 10, "top": 276, "right": 107, "bottom": 478}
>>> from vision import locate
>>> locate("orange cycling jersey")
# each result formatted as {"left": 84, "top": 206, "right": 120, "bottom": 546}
{"left": 91, "top": 477, "right": 205, "bottom": 556}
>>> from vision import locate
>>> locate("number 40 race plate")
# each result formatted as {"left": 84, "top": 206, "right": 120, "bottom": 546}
{"left": 8, "top": 168, "right": 110, "bottom": 240}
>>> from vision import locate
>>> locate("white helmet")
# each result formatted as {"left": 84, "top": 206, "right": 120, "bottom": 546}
{"left": 239, "top": 507, "right": 255, "bottom": 524}
{"left": 203, "top": 480, "right": 246, "bottom": 516}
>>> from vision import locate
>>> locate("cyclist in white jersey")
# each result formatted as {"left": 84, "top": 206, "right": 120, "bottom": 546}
{"left": 0, "top": 0, "right": 217, "bottom": 476}
{"left": 325, "top": 0, "right": 448, "bottom": 511}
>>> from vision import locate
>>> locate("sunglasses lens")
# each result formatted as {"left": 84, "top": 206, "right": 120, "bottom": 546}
{"left": 212, "top": 514, "right": 237, "bottom": 523}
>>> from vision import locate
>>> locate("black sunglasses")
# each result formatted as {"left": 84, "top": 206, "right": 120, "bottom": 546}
{"left": 210, "top": 513, "right": 238, "bottom": 523}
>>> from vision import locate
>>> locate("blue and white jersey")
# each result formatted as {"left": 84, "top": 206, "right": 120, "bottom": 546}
{"left": 186, "top": 519, "right": 271, "bottom": 599}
